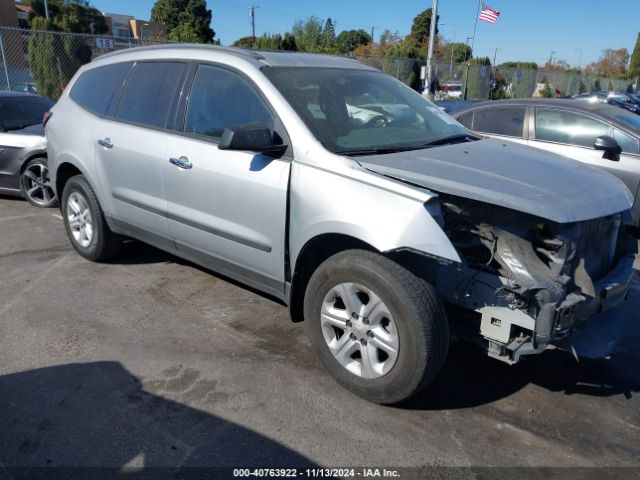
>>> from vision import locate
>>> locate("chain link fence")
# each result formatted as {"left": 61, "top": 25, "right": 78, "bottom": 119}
{"left": 0, "top": 27, "right": 166, "bottom": 100}
{"left": 0, "top": 26, "right": 635, "bottom": 102}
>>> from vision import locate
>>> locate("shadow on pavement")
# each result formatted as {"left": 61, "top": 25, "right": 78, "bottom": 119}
{"left": 0, "top": 362, "right": 315, "bottom": 479}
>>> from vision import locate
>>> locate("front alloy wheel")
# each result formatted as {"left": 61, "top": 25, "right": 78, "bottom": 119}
{"left": 321, "top": 282, "right": 399, "bottom": 379}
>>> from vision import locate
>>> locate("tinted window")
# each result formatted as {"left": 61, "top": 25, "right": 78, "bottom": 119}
{"left": 70, "top": 62, "right": 132, "bottom": 116}
{"left": 613, "top": 128, "right": 639, "bottom": 154}
{"left": 0, "top": 96, "right": 53, "bottom": 131}
{"left": 472, "top": 107, "right": 525, "bottom": 137}
{"left": 456, "top": 111, "right": 473, "bottom": 129}
{"left": 116, "top": 62, "right": 186, "bottom": 129}
{"left": 535, "top": 108, "right": 610, "bottom": 147}
{"left": 184, "top": 65, "right": 275, "bottom": 139}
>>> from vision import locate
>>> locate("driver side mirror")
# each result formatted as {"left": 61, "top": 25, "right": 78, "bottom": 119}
{"left": 594, "top": 135, "right": 622, "bottom": 161}
{"left": 218, "top": 123, "right": 287, "bottom": 157}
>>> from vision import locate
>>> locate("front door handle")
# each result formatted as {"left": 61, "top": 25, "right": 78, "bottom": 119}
{"left": 98, "top": 137, "right": 113, "bottom": 149}
{"left": 169, "top": 156, "right": 192, "bottom": 170}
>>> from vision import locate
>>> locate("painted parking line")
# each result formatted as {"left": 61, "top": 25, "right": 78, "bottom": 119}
{"left": 52, "top": 214, "right": 63, "bottom": 219}
{"left": 0, "top": 214, "right": 35, "bottom": 222}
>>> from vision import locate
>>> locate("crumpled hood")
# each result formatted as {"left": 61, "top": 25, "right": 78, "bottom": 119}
{"left": 359, "top": 138, "right": 633, "bottom": 223}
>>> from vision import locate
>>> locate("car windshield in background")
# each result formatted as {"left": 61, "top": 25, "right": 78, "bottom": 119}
{"left": 262, "top": 67, "right": 472, "bottom": 155}
{"left": 0, "top": 96, "right": 53, "bottom": 132}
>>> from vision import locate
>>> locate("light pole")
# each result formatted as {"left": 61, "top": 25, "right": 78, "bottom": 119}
{"left": 43, "top": 0, "right": 50, "bottom": 20}
{"left": 425, "top": 0, "right": 439, "bottom": 95}
{"left": 574, "top": 48, "right": 583, "bottom": 70}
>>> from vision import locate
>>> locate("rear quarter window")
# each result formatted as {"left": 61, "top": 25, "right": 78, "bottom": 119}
{"left": 69, "top": 62, "right": 132, "bottom": 116}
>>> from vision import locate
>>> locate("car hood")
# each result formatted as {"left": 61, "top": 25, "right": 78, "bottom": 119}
{"left": 358, "top": 138, "right": 633, "bottom": 223}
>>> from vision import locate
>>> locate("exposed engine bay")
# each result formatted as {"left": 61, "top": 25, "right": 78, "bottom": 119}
{"left": 427, "top": 194, "right": 637, "bottom": 364}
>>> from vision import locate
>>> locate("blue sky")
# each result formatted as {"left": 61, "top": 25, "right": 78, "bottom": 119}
{"left": 91, "top": 0, "right": 639, "bottom": 67}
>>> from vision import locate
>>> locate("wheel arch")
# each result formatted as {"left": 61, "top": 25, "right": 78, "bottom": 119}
{"left": 289, "top": 233, "right": 377, "bottom": 323}
{"left": 19, "top": 151, "right": 48, "bottom": 174}
{"left": 55, "top": 161, "right": 85, "bottom": 201}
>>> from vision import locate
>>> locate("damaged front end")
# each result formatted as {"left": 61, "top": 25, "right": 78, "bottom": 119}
{"left": 434, "top": 195, "right": 637, "bottom": 364}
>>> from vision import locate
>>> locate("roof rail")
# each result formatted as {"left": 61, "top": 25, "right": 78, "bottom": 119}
{"left": 98, "top": 43, "right": 265, "bottom": 62}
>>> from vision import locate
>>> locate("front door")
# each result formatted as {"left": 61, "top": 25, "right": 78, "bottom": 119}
{"left": 164, "top": 64, "right": 290, "bottom": 298}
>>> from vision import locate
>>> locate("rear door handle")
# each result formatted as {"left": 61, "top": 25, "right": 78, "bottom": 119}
{"left": 98, "top": 137, "right": 113, "bottom": 149}
{"left": 169, "top": 156, "right": 192, "bottom": 170}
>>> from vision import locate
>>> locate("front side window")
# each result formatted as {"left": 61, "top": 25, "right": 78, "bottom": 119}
{"left": 535, "top": 108, "right": 610, "bottom": 148}
{"left": 613, "top": 128, "right": 640, "bottom": 154}
{"left": 184, "top": 65, "right": 275, "bottom": 139}
{"left": 472, "top": 106, "right": 525, "bottom": 138}
{"left": 70, "top": 62, "right": 132, "bottom": 116}
{"left": 116, "top": 62, "right": 186, "bottom": 129}
{"left": 263, "top": 67, "right": 469, "bottom": 154}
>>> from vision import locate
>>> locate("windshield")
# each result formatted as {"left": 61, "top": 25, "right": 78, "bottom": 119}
{"left": 0, "top": 96, "right": 53, "bottom": 132}
{"left": 262, "top": 66, "right": 470, "bottom": 154}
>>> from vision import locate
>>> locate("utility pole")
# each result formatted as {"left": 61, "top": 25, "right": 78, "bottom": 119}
{"left": 43, "top": 0, "right": 50, "bottom": 20}
{"left": 425, "top": 0, "right": 438, "bottom": 95}
{"left": 548, "top": 50, "right": 556, "bottom": 68}
{"left": 371, "top": 26, "right": 375, "bottom": 42}
{"left": 492, "top": 47, "right": 501, "bottom": 66}
{"left": 248, "top": 6, "right": 259, "bottom": 43}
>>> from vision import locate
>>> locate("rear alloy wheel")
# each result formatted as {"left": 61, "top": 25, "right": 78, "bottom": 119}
{"left": 61, "top": 175, "right": 122, "bottom": 262}
{"left": 20, "top": 157, "right": 57, "bottom": 208}
{"left": 304, "top": 249, "right": 449, "bottom": 404}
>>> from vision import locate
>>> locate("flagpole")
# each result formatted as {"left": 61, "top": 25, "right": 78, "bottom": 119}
{"left": 470, "top": 0, "right": 482, "bottom": 56}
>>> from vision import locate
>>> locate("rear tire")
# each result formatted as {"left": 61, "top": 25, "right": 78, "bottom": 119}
{"left": 61, "top": 175, "right": 122, "bottom": 261}
{"left": 303, "top": 249, "right": 449, "bottom": 404}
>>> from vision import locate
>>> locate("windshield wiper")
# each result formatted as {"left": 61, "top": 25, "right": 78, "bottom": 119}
{"left": 421, "top": 133, "right": 480, "bottom": 147}
{"left": 335, "top": 146, "right": 425, "bottom": 156}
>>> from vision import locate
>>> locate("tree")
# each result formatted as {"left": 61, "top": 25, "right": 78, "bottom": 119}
{"left": 29, "top": 0, "right": 108, "bottom": 34}
{"left": 151, "top": 0, "right": 215, "bottom": 43}
{"left": 585, "top": 48, "right": 630, "bottom": 77}
{"left": 168, "top": 22, "right": 200, "bottom": 43}
{"left": 629, "top": 33, "right": 640, "bottom": 83}
{"left": 232, "top": 36, "right": 255, "bottom": 48}
{"left": 379, "top": 30, "right": 403, "bottom": 46}
{"left": 291, "top": 16, "right": 325, "bottom": 52}
{"left": 406, "top": 8, "right": 436, "bottom": 49}
{"left": 321, "top": 18, "right": 336, "bottom": 51}
{"left": 593, "top": 78, "right": 602, "bottom": 91}
{"left": 578, "top": 80, "right": 587, "bottom": 93}
{"left": 436, "top": 42, "right": 472, "bottom": 63}
{"left": 539, "top": 78, "right": 553, "bottom": 98}
{"left": 465, "top": 57, "right": 492, "bottom": 99}
{"left": 28, "top": 1, "right": 104, "bottom": 100}
{"left": 334, "top": 29, "right": 371, "bottom": 54}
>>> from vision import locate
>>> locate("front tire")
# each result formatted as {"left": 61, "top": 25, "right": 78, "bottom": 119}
{"left": 20, "top": 157, "right": 57, "bottom": 208}
{"left": 61, "top": 175, "right": 122, "bottom": 261}
{"left": 304, "top": 249, "right": 449, "bottom": 404}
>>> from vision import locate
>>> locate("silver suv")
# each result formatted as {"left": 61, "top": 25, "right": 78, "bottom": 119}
{"left": 47, "top": 45, "right": 637, "bottom": 404}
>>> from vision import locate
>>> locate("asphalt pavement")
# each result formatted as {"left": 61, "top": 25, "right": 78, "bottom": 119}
{"left": 0, "top": 196, "right": 639, "bottom": 479}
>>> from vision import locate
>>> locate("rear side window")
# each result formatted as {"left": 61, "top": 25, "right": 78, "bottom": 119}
{"left": 472, "top": 107, "right": 525, "bottom": 137}
{"left": 116, "top": 62, "right": 186, "bottom": 129}
{"left": 535, "top": 108, "right": 610, "bottom": 147}
{"left": 0, "top": 96, "right": 53, "bottom": 131}
{"left": 456, "top": 111, "right": 473, "bottom": 129}
{"left": 70, "top": 62, "right": 132, "bottom": 116}
{"left": 184, "top": 64, "right": 275, "bottom": 139}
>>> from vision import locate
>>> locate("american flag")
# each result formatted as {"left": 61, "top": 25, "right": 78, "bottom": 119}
{"left": 478, "top": 4, "right": 500, "bottom": 24}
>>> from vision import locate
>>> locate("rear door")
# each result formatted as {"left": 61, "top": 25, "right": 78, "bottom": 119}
{"left": 530, "top": 107, "right": 640, "bottom": 198}
{"left": 462, "top": 106, "right": 528, "bottom": 146}
{"left": 93, "top": 61, "right": 187, "bottom": 244}
{"left": 163, "top": 64, "right": 291, "bottom": 298}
